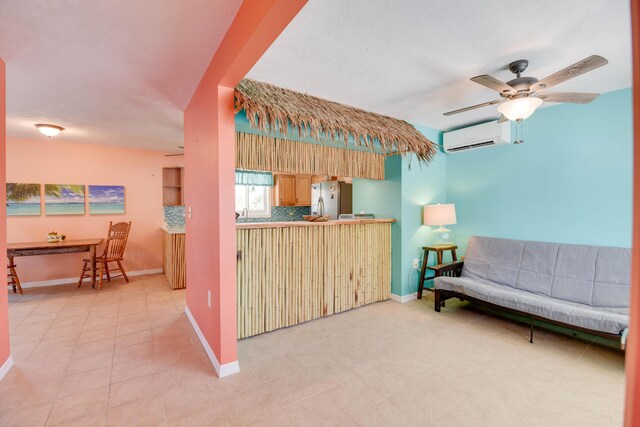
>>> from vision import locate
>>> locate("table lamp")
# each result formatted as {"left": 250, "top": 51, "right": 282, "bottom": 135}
{"left": 423, "top": 203, "right": 457, "bottom": 246}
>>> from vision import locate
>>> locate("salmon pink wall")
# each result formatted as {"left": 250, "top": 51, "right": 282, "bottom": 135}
{"left": 183, "top": 0, "right": 306, "bottom": 376}
{"left": 625, "top": 1, "right": 640, "bottom": 425}
{"left": 6, "top": 137, "right": 180, "bottom": 284}
{"left": 1, "top": 58, "right": 10, "bottom": 373}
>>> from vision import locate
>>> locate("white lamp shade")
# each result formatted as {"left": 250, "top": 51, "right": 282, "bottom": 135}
{"left": 423, "top": 204, "right": 457, "bottom": 226}
{"left": 497, "top": 97, "right": 543, "bottom": 121}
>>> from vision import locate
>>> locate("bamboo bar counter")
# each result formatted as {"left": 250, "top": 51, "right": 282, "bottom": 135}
{"left": 236, "top": 219, "right": 394, "bottom": 338}
{"left": 163, "top": 227, "right": 186, "bottom": 290}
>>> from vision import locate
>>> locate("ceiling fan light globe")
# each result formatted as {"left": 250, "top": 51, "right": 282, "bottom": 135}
{"left": 497, "top": 97, "right": 543, "bottom": 121}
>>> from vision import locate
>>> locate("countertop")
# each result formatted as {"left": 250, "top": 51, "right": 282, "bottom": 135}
{"left": 163, "top": 226, "right": 185, "bottom": 234}
{"left": 236, "top": 218, "right": 395, "bottom": 229}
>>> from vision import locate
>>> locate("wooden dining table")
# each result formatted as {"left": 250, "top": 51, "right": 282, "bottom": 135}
{"left": 7, "top": 238, "right": 103, "bottom": 288}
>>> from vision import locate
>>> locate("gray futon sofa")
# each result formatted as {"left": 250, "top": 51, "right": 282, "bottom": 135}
{"left": 433, "top": 236, "right": 630, "bottom": 345}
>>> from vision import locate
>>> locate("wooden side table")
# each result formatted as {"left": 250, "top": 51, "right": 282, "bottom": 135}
{"left": 417, "top": 244, "right": 458, "bottom": 300}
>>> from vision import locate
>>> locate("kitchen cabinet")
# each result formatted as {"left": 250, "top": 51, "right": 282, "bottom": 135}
{"left": 274, "top": 175, "right": 296, "bottom": 206}
{"left": 295, "top": 175, "right": 311, "bottom": 206}
{"left": 273, "top": 174, "right": 312, "bottom": 206}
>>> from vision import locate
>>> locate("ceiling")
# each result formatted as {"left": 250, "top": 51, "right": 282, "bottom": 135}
{"left": 0, "top": 0, "right": 242, "bottom": 151}
{"left": 0, "top": 1, "right": 632, "bottom": 151}
{"left": 248, "top": 0, "right": 632, "bottom": 132}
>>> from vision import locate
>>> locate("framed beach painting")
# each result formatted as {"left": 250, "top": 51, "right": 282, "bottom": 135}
{"left": 45, "top": 184, "right": 86, "bottom": 215}
{"left": 6, "top": 183, "right": 42, "bottom": 216}
{"left": 89, "top": 185, "right": 125, "bottom": 214}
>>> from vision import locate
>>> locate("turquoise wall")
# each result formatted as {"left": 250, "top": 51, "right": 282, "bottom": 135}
{"left": 357, "top": 89, "right": 633, "bottom": 297}
{"left": 400, "top": 125, "right": 447, "bottom": 296}
{"left": 354, "top": 125, "right": 446, "bottom": 296}
{"left": 446, "top": 88, "right": 633, "bottom": 255}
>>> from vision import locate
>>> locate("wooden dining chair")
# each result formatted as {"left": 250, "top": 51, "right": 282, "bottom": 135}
{"left": 78, "top": 221, "right": 132, "bottom": 290}
{"left": 7, "top": 256, "right": 23, "bottom": 294}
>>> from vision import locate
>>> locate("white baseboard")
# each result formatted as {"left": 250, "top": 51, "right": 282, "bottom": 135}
{"left": 184, "top": 306, "right": 240, "bottom": 378}
{"left": 0, "top": 356, "right": 14, "bottom": 382}
{"left": 21, "top": 268, "right": 164, "bottom": 289}
{"left": 390, "top": 292, "right": 418, "bottom": 303}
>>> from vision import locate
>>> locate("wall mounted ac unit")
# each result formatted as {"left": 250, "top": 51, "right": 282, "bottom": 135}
{"left": 443, "top": 121, "right": 512, "bottom": 153}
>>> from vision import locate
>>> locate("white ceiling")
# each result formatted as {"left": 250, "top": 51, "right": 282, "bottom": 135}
{"left": 248, "top": 0, "right": 632, "bottom": 131}
{"left": 0, "top": 0, "right": 242, "bottom": 150}
{"left": 0, "top": 1, "right": 631, "bottom": 150}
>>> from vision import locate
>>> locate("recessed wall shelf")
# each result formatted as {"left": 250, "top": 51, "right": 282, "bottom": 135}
{"left": 163, "top": 167, "right": 183, "bottom": 206}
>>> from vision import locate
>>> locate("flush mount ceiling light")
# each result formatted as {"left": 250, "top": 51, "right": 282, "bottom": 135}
{"left": 35, "top": 123, "right": 64, "bottom": 137}
{"left": 497, "top": 97, "right": 543, "bottom": 122}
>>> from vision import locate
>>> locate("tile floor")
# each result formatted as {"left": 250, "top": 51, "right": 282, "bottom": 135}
{"left": 1, "top": 274, "right": 625, "bottom": 426}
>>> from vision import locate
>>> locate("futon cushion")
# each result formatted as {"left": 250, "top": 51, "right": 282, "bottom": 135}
{"left": 435, "top": 275, "right": 628, "bottom": 335}
{"left": 593, "top": 247, "right": 632, "bottom": 308}
{"left": 437, "top": 236, "right": 631, "bottom": 335}
{"left": 460, "top": 236, "right": 631, "bottom": 308}
{"left": 551, "top": 244, "right": 599, "bottom": 305}
{"left": 516, "top": 241, "right": 559, "bottom": 297}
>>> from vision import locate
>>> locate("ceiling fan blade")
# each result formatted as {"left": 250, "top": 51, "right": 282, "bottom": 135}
{"left": 537, "top": 92, "right": 600, "bottom": 104}
{"left": 497, "top": 114, "right": 509, "bottom": 123}
{"left": 531, "top": 55, "right": 608, "bottom": 92}
{"left": 443, "top": 99, "right": 504, "bottom": 116}
{"left": 470, "top": 75, "right": 516, "bottom": 95}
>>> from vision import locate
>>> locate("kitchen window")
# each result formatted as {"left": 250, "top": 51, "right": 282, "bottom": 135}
{"left": 235, "top": 185, "right": 271, "bottom": 218}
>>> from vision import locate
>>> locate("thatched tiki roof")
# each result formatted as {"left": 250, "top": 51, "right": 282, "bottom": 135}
{"left": 234, "top": 79, "right": 437, "bottom": 163}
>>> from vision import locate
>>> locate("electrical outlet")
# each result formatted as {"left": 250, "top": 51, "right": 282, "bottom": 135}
{"left": 207, "top": 290, "right": 211, "bottom": 308}
{"left": 413, "top": 258, "right": 420, "bottom": 268}
{"left": 187, "top": 207, "right": 193, "bottom": 219}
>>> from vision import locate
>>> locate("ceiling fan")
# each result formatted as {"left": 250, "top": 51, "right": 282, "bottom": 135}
{"left": 443, "top": 55, "right": 608, "bottom": 123}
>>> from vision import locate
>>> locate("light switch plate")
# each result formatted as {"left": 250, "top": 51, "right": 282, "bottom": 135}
{"left": 207, "top": 290, "right": 211, "bottom": 308}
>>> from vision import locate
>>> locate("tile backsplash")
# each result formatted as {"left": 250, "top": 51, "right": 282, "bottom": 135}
{"left": 164, "top": 206, "right": 185, "bottom": 227}
{"left": 165, "top": 205, "right": 309, "bottom": 226}
{"left": 236, "top": 206, "right": 310, "bottom": 223}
